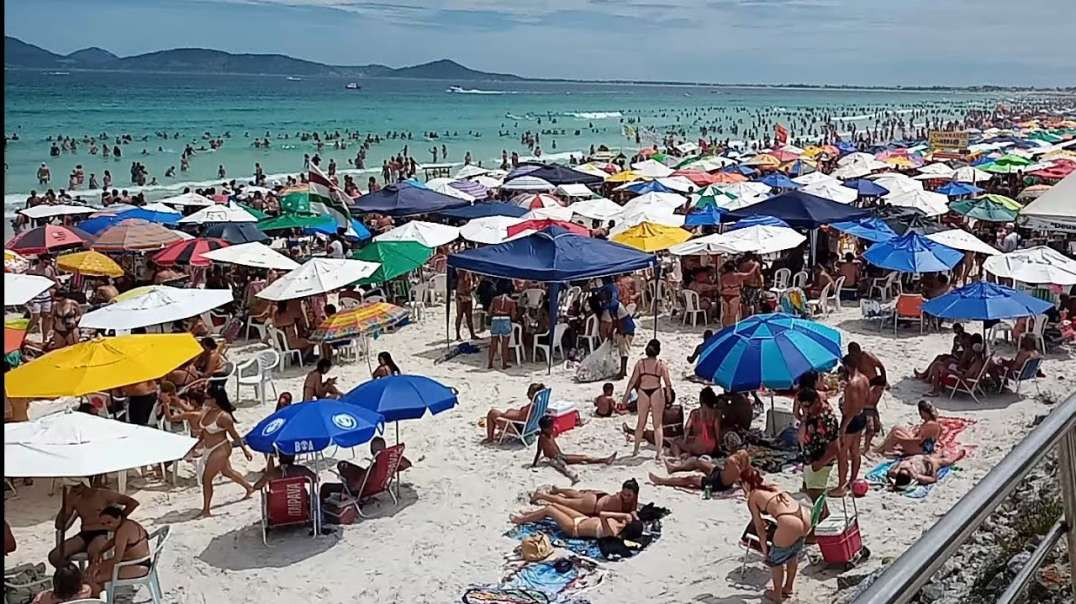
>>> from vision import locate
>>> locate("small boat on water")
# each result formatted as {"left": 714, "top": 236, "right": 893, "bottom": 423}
{"left": 446, "top": 85, "right": 465, "bottom": 93}
{"left": 48, "top": 71, "right": 70, "bottom": 76}
{"left": 286, "top": 76, "right": 302, "bottom": 82}
{"left": 345, "top": 82, "right": 360, "bottom": 90}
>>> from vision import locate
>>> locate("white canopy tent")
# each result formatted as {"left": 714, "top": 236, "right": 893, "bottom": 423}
{"left": 256, "top": 258, "right": 380, "bottom": 301}
{"left": 79, "top": 287, "right": 234, "bottom": 330}
{"left": 555, "top": 183, "right": 596, "bottom": 198}
{"left": 1019, "top": 172, "right": 1076, "bottom": 232}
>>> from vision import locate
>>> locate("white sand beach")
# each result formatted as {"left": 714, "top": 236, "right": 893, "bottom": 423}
{"left": 5, "top": 303, "right": 1071, "bottom": 603}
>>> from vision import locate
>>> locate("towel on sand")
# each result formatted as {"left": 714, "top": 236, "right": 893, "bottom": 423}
{"left": 462, "top": 556, "right": 604, "bottom": 604}
{"left": 865, "top": 459, "right": 956, "bottom": 498}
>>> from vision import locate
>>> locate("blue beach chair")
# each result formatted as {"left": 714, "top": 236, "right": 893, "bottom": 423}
{"left": 498, "top": 388, "right": 551, "bottom": 446}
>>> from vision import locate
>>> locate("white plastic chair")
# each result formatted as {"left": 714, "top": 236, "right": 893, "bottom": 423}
{"left": 826, "top": 276, "right": 845, "bottom": 311}
{"left": 533, "top": 323, "right": 568, "bottom": 363}
{"left": 521, "top": 288, "right": 545, "bottom": 309}
{"left": 339, "top": 296, "right": 363, "bottom": 310}
{"left": 771, "top": 268, "right": 791, "bottom": 293}
{"left": 1029, "top": 314, "right": 1048, "bottom": 353}
{"left": 508, "top": 323, "right": 525, "bottom": 365}
{"left": 806, "top": 282, "right": 832, "bottom": 316}
{"left": 426, "top": 274, "right": 447, "bottom": 305}
{"left": 471, "top": 294, "right": 487, "bottom": 332}
{"left": 790, "top": 271, "right": 809, "bottom": 290}
{"left": 578, "top": 315, "right": 601, "bottom": 354}
{"left": 104, "top": 526, "right": 170, "bottom": 604}
{"left": 681, "top": 290, "right": 708, "bottom": 326}
{"left": 868, "top": 271, "right": 901, "bottom": 302}
{"left": 407, "top": 282, "right": 427, "bottom": 322}
{"left": 243, "top": 315, "right": 267, "bottom": 342}
{"left": 236, "top": 349, "right": 280, "bottom": 405}
{"left": 267, "top": 325, "right": 303, "bottom": 368}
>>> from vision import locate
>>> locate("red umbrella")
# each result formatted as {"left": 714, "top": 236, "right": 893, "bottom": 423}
{"left": 670, "top": 169, "right": 720, "bottom": 186}
{"left": 6, "top": 225, "right": 90, "bottom": 255}
{"left": 506, "top": 219, "right": 591, "bottom": 238}
{"left": 152, "top": 238, "right": 230, "bottom": 267}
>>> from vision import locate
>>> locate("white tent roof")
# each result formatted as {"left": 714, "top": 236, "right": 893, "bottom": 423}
{"left": 374, "top": 220, "right": 459, "bottom": 248}
{"left": 885, "top": 189, "right": 950, "bottom": 217}
{"left": 802, "top": 181, "right": 857, "bottom": 204}
{"left": 521, "top": 206, "right": 574, "bottom": 222}
{"left": 454, "top": 165, "right": 489, "bottom": 179}
{"left": 80, "top": 287, "right": 234, "bottom": 330}
{"left": 199, "top": 242, "right": 300, "bottom": 270}
{"left": 619, "top": 192, "right": 686, "bottom": 215}
{"left": 178, "top": 203, "right": 258, "bottom": 224}
{"left": 18, "top": 204, "right": 98, "bottom": 220}
{"left": 501, "top": 176, "right": 556, "bottom": 192}
{"left": 953, "top": 166, "right": 993, "bottom": 183}
{"left": 257, "top": 258, "right": 380, "bottom": 301}
{"left": 874, "top": 173, "right": 925, "bottom": 196}
{"left": 157, "top": 192, "right": 215, "bottom": 207}
{"left": 5, "top": 273, "right": 55, "bottom": 306}
{"left": 983, "top": 246, "right": 1076, "bottom": 285}
{"left": 5, "top": 409, "right": 197, "bottom": 478}
{"left": 459, "top": 216, "right": 526, "bottom": 245}
{"left": 555, "top": 183, "right": 596, "bottom": 198}
{"left": 926, "top": 229, "right": 1001, "bottom": 256}
{"left": 706, "top": 225, "right": 806, "bottom": 255}
{"left": 425, "top": 178, "right": 477, "bottom": 202}
{"left": 1019, "top": 172, "right": 1076, "bottom": 231}
{"left": 792, "top": 172, "right": 840, "bottom": 187}
{"left": 569, "top": 197, "right": 624, "bottom": 221}
{"left": 630, "top": 159, "right": 674, "bottom": 178}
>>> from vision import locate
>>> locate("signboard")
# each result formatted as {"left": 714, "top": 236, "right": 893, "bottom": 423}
{"left": 929, "top": 130, "right": 969, "bottom": 151}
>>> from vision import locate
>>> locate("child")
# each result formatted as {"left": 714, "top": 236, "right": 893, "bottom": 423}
{"left": 594, "top": 382, "right": 627, "bottom": 417}
{"left": 533, "top": 416, "right": 616, "bottom": 484}
{"left": 687, "top": 330, "right": 714, "bottom": 363}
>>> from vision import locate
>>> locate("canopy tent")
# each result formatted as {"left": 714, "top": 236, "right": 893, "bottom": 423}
{"left": 79, "top": 286, "right": 233, "bottom": 331}
{"left": 728, "top": 191, "right": 869, "bottom": 229}
{"left": 4, "top": 273, "right": 54, "bottom": 306}
{"left": 199, "top": 241, "right": 301, "bottom": 270}
{"left": 177, "top": 203, "right": 259, "bottom": 224}
{"left": 555, "top": 183, "right": 597, "bottom": 198}
{"left": 433, "top": 202, "right": 527, "bottom": 220}
{"left": 257, "top": 258, "right": 381, "bottom": 301}
{"left": 983, "top": 246, "right": 1076, "bottom": 285}
{"left": 374, "top": 220, "right": 459, "bottom": 248}
{"left": 201, "top": 222, "right": 269, "bottom": 244}
{"left": 863, "top": 232, "right": 963, "bottom": 273}
{"left": 349, "top": 182, "right": 470, "bottom": 217}
{"left": 506, "top": 163, "right": 604, "bottom": 186}
{"left": 683, "top": 206, "right": 729, "bottom": 227}
{"left": 925, "top": 229, "right": 1001, "bottom": 256}
{"left": 1019, "top": 172, "right": 1076, "bottom": 231}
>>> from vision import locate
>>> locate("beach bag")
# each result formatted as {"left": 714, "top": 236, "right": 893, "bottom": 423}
{"left": 3, "top": 562, "right": 48, "bottom": 604}
{"left": 520, "top": 533, "right": 554, "bottom": 562}
{"left": 221, "top": 317, "right": 243, "bottom": 343}
{"left": 662, "top": 404, "right": 684, "bottom": 438}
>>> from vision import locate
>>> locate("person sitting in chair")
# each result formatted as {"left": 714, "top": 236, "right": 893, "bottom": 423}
{"left": 84, "top": 507, "right": 152, "bottom": 597}
{"left": 319, "top": 437, "right": 411, "bottom": 502}
{"left": 32, "top": 564, "right": 92, "bottom": 604}
{"left": 483, "top": 383, "right": 544, "bottom": 443}
{"left": 49, "top": 479, "right": 139, "bottom": 569}
{"left": 253, "top": 453, "right": 318, "bottom": 491}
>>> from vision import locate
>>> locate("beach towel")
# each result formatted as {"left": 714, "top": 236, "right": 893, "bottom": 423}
{"left": 501, "top": 556, "right": 605, "bottom": 601}
{"left": 937, "top": 416, "right": 975, "bottom": 451}
{"left": 504, "top": 519, "right": 661, "bottom": 561}
{"left": 865, "top": 459, "right": 956, "bottom": 498}
{"left": 436, "top": 341, "right": 481, "bottom": 364}
{"left": 461, "top": 587, "right": 552, "bottom": 604}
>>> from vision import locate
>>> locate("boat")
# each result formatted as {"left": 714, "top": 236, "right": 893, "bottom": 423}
{"left": 345, "top": 82, "right": 360, "bottom": 90}
{"left": 48, "top": 71, "right": 70, "bottom": 76}
{"left": 446, "top": 85, "right": 465, "bottom": 93}
{"left": 286, "top": 76, "right": 302, "bottom": 82}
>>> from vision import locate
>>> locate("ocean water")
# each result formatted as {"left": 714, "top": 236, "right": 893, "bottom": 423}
{"left": 3, "top": 70, "right": 998, "bottom": 213}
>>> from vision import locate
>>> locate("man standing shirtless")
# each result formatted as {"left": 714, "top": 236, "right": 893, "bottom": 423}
{"left": 832, "top": 354, "right": 870, "bottom": 497}
{"left": 49, "top": 479, "right": 139, "bottom": 568}
{"left": 455, "top": 269, "right": 478, "bottom": 340}
{"left": 846, "top": 341, "right": 888, "bottom": 452}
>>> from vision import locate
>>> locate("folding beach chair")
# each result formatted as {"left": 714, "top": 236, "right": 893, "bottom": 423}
{"left": 337, "top": 444, "right": 406, "bottom": 518}
{"left": 946, "top": 361, "right": 991, "bottom": 403}
{"left": 497, "top": 388, "right": 551, "bottom": 446}
{"left": 261, "top": 475, "right": 318, "bottom": 545}
{"left": 891, "top": 294, "right": 925, "bottom": 334}
{"left": 1005, "top": 356, "right": 1043, "bottom": 395}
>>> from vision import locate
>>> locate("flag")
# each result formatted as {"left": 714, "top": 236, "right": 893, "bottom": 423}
{"left": 775, "top": 123, "right": 789, "bottom": 145}
{"left": 309, "top": 164, "right": 352, "bottom": 221}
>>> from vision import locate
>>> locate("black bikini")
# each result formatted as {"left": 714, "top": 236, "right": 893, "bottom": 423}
{"left": 638, "top": 360, "right": 663, "bottom": 397}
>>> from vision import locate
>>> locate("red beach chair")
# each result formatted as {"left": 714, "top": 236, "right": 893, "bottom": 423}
{"left": 261, "top": 475, "right": 318, "bottom": 545}
{"left": 341, "top": 444, "right": 406, "bottom": 518}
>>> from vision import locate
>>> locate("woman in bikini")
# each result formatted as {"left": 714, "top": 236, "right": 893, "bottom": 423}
{"left": 719, "top": 261, "right": 753, "bottom": 327}
{"left": 622, "top": 339, "right": 673, "bottom": 460}
{"left": 649, "top": 449, "right": 750, "bottom": 492}
{"left": 487, "top": 280, "right": 517, "bottom": 370}
{"left": 743, "top": 467, "right": 811, "bottom": 603}
{"left": 165, "top": 337, "right": 223, "bottom": 390}
{"left": 192, "top": 389, "right": 254, "bottom": 518}
{"left": 509, "top": 502, "right": 643, "bottom": 541}
{"left": 484, "top": 383, "right": 544, "bottom": 443}
{"left": 874, "top": 400, "right": 944, "bottom": 456}
{"left": 667, "top": 386, "right": 721, "bottom": 458}
{"left": 371, "top": 352, "right": 401, "bottom": 379}
{"left": 530, "top": 479, "right": 639, "bottom": 516}
{"left": 84, "top": 506, "right": 152, "bottom": 597}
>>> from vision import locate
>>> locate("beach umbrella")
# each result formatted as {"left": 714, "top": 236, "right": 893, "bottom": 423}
{"left": 794, "top": 172, "right": 840, "bottom": 187}
{"left": 448, "top": 179, "right": 490, "bottom": 200}
{"left": 92, "top": 219, "right": 183, "bottom": 252}
{"left": 618, "top": 180, "right": 676, "bottom": 195}
{"left": 257, "top": 258, "right": 381, "bottom": 301}
{"left": 843, "top": 179, "right": 890, "bottom": 197}
{"left": 983, "top": 246, "right": 1076, "bottom": 285}
{"left": 309, "top": 302, "right": 411, "bottom": 342}
{"left": 830, "top": 217, "right": 899, "bottom": 243}
{"left": 611, "top": 222, "right": 692, "bottom": 252}
{"left": 717, "top": 181, "right": 772, "bottom": 200}
{"left": 5, "top": 249, "right": 31, "bottom": 273}
{"left": 728, "top": 190, "right": 870, "bottom": 229}
{"left": 611, "top": 206, "right": 685, "bottom": 234}
{"left": 4, "top": 409, "right": 198, "bottom": 479}
{"left": 953, "top": 166, "right": 993, "bottom": 183}
{"left": 4, "top": 273, "right": 54, "bottom": 306}
{"left": 233, "top": 203, "right": 269, "bottom": 221}
{"left": 619, "top": 192, "right": 686, "bottom": 214}
{"left": 925, "top": 229, "right": 1001, "bottom": 256}
{"left": 507, "top": 219, "right": 590, "bottom": 238}
{"left": 520, "top": 206, "right": 575, "bottom": 222}
{"left": 802, "top": 181, "right": 858, "bottom": 204}
{"left": 668, "top": 234, "right": 738, "bottom": 256}
{"left": 670, "top": 169, "right": 720, "bottom": 186}
{"left": 5, "top": 324, "right": 27, "bottom": 355}
{"left": 873, "top": 173, "right": 924, "bottom": 196}
{"left": 917, "top": 163, "right": 956, "bottom": 179}
{"left": 711, "top": 171, "right": 749, "bottom": 184}
{"left": 683, "top": 206, "right": 729, "bottom": 227}
{"left": 950, "top": 198, "right": 1019, "bottom": 222}
{"left": 500, "top": 176, "right": 556, "bottom": 192}
{"left": 6, "top": 225, "right": 90, "bottom": 255}
{"left": 112, "top": 285, "right": 168, "bottom": 303}
{"left": 374, "top": 220, "right": 460, "bottom": 248}
{"left": 694, "top": 313, "right": 842, "bottom": 391}
{"left": 343, "top": 375, "right": 458, "bottom": 424}
{"left": 425, "top": 178, "right": 477, "bottom": 202}
{"left": 977, "top": 194, "right": 1022, "bottom": 211}
{"left": 158, "top": 192, "right": 215, "bottom": 207}
{"left": 152, "top": 238, "right": 230, "bottom": 267}
{"left": 1017, "top": 184, "right": 1052, "bottom": 201}
{"left": 922, "top": 281, "right": 1054, "bottom": 322}
{"left": 56, "top": 251, "right": 124, "bottom": 278}
{"left": 863, "top": 232, "right": 963, "bottom": 273}
{"left": 201, "top": 222, "right": 269, "bottom": 244}
{"left": 18, "top": 204, "right": 97, "bottom": 221}
{"left": 4, "top": 334, "right": 201, "bottom": 398}
{"left": 569, "top": 197, "right": 624, "bottom": 221}
{"left": 605, "top": 170, "right": 641, "bottom": 184}
{"left": 79, "top": 208, "right": 182, "bottom": 235}
{"left": 245, "top": 399, "right": 385, "bottom": 455}
{"left": 936, "top": 181, "right": 983, "bottom": 197}
{"left": 257, "top": 213, "right": 326, "bottom": 232}
{"left": 743, "top": 153, "right": 780, "bottom": 168}
{"left": 758, "top": 173, "right": 801, "bottom": 190}
{"left": 352, "top": 241, "right": 433, "bottom": 285}
{"left": 459, "top": 216, "right": 526, "bottom": 244}
{"left": 507, "top": 163, "right": 603, "bottom": 186}
{"left": 631, "top": 159, "right": 675, "bottom": 178}
{"left": 178, "top": 203, "right": 259, "bottom": 224}
{"left": 455, "top": 165, "right": 489, "bottom": 179}
{"left": 727, "top": 216, "right": 790, "bottom": 231}
{"left": 514, "top": 193, "right": 565, "bottom": 210}
{"left": 705, "top": 225, "right": 807, "bottom": 255}
{"left": 692, "top": 189, "right": 748, "bottom": 211}
{"left": 79, "top": 286, "right": 233, "bottom": 331}
{"left": 783, "top": 159, "right": 817, "bottom": 177}
{"left": 199, "top": 241, "right": 300, "bottom": 271}
{"left": 885, "top": 189, "right": 950, "bottom": 217}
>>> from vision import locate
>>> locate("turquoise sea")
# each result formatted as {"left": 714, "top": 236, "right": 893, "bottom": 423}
{"left": 3, "top": 70, "right": 1000, "bottom": 213}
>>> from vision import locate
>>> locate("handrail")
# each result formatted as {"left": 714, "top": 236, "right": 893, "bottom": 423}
{"left": 854, "top": 391, "right": 1076, "bottom": 604}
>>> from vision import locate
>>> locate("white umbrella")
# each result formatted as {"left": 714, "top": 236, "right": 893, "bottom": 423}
{"left": 18, "top": 204, "right": 97, "bottom": 220}
{"left": 631, "top": 159, "right": 674, "bottom": 178}
{"left": 501, "top": 176, "right": 556, "bottom": 192}
{"left": 157, "top": 192, "right": 215, "bottom": 207}
{"left": 257, "top": 258, "right": 380, "bottom": 301}
{"left": 656, "top": 176, "right": 698, "bottom": 193}
{"left": 574, "top": 163, "right": 614, "bottom": 179}
{"left": 460, "top": 216, "right": 526, "bottom": 244}
{"left": 178, "top": 203, "right": 258, "bottom": 224}
{"left": 802, "top": 181, "right": 857, "bottom": 204}
{"left": 837, "top": 152, "right": 878, "bottom": 167}
{"left": 522, "top": 206, "right": 574, "bottom": 222}
{"left": 926, "top": 229, "right": 1001, "bottom": 256}
{"left": 140, "top": 202, "right": 184, "bottom": 214}
{"left": 885, "top": 189, "right": 950, "bottom": 217}
{"left": 793, "top": 172, "right": 840, "bottom": 187}
{"left": 425, "top": 178, "right": 477, "bottom": 202}
{"left": 79, "top": 287, "right": 234, "bottom": 330}
{"left": 555, "top": 183, "right": 595, "bottom": 198}
{"left": 473, "top": 175, "right": 504, "bottom": 189}
{"left": 707, "top": 225, "right": 806, "bottom": 255}
{"left": 4, "top": 409, "right": 197, "bottom": 478}
{"left": 680, "top": 156, "right": 736, "bottom": 171}
{"left": 374, "top": 220, "right": 459, "bottom": 248}
{"left": 874, "top": 173, "right": 924, "bottom": 196}
{"left": 832, "top": 164, "right": 872, "bottom": 179}
{"left": 916, "top": 163, "right": 956, "bottom": 179}
{"left": 610, "top": 207, "right": 684, "bottom": 234}
{"left": 717, "top": 181, "right": 772, "bottom": 199}
{"left": 619, "top": 192, "right": 686, "bottom": 215}
{"left": 5, "top": 273, "right": 55, "bottom": 306}
{"left": 454, "top": 165, "right": 489, "bottom": 179}
{"left": 954, "top": 166, "right": 993, "bottom": 183}
{"left": 669, "top": 234, "right": 737, "bottom": 256}
{"left": 983, "top": 246, "right": 1076, "bottom": 285}
{"left": 199, "top": 241, "right": 300, "bottom": 271}
{"left": 570, "top": 197, "right": 624, "bottom": 221}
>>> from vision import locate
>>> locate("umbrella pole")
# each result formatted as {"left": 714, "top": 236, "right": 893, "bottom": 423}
{"left": 653, "top": 261, "right": 662, "bottom": 340}
{"left": 445, "top": 269, "right": 452, "bottom": 352}
{"left": 394, "top": 421, "right": 401, "bottom": 499}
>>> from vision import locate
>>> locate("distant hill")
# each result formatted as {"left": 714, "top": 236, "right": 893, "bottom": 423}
{"left": 2, "top": 36, "right": 522, "bottom": 80}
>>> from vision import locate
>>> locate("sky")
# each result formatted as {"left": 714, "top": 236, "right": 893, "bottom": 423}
{"left": 5, "top": 0, "right": 1075, "bottom": 86}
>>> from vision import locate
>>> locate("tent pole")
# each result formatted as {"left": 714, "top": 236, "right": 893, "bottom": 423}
{"left": 653, "top": 260, "right": 662, "bottom": 339}
{"left": 547, "top": 282, "right": 561, "bottom": 376}
{"left": 445, "top": 268, "right": 453, "bottom": 352}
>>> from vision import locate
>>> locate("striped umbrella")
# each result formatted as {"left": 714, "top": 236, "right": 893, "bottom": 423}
{"left": 694, "top": 313, "right": 842, "bottom": 392}
{"left": 448, "top": 179, "right": 489, "bottom": 199}
{"left": 92, "top": 219, "right": 183, "bottom": 252}
{"left": 6, "top": 225, "right": 90, "bottom": 255}
{"left": 309, "top": 302, "right": 411, "bottom": 342}
{"left": 152, "top": 238, "right": 230, "bottom": 267}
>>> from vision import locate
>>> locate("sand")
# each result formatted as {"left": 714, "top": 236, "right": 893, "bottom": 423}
{"left": 5, "top": 303, "right": 1073, "bottom": 604}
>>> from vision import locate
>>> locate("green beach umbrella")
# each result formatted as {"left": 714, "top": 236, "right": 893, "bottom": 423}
{"left": 351, "top": 240, "right": 433, "bottom": 285}
{"left": 257, "top": 213, "right": 325, "bottom": 232}
{"left": 977, "top": 193, "right": 1022, "bottom": 211}
{"left": 950, "top": 198, "right": 1018, "bottom": 222}
{"left": 995, "top": 153, "right": 1032, "bottom": 166}
{"left": 237, "top": 203, "right": 269, "bottom": 221}
{"left": 980, "top": 162, "right": 1023, "bottom": 175}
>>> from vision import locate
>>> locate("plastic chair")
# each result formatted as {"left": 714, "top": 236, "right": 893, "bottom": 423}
{"left": 681, "top": 290, "right": 708, "bottom": 326}
{"left": 533, "top": 323, "right": 568, "bottom": 363}
{"left": 408, "top": 282, "right": 428, "bottom": 322}
{"left": 508, "top": 323, "right": 525, "bottom": 365}
{"left": 790, "top": 270, "right": 809, "bottom": 290}
{"left": 578, "top": 315, "right": 601, "bottom": 354}
{"left": 988, "top": 320, "right": 1015, "bottom": 348}
{"left": 771, "top": 268, "right": 791, "bottom": 293}
{"left": 806, "top": 282, "right": 833, "bottom": 316}
{"left": 104, "top": 526, "right": 170, "bottom": 604}
{"left": 426, "top": 274, "right": 447, "bottom": 305}
{"left": 826, "top": 276, "right": 845, "bottom": 311}
{"left": 4, "top": 564, "right": 53, "bottom": 604}
{"left": 892, "top": 294, "right": 925, "bottom": 334}
{"left": 1029, "top": 314, "right": 1048, "bottom": 353}
{"left": 498, "top": 388, "right": 551, "bottom": 446}
{"left": 868, "top": 271, "right": 901, "bottom": 302}
{"left": 267, "top": 325, "right": 303, "bottom": 368}
{"left": 243, "top": 314, "right": 267, "bottom": 342}
{"left": 236, "top": 349, "right": 280, "bottom": 405}
{"left": 339, "top": 296, "right": 363, "bottom": 310}
{"left": 261, "top": 475, "right": 318, "bottom": 545}
{"left": 521, "top": 288, "right": 545, "bottom": 310}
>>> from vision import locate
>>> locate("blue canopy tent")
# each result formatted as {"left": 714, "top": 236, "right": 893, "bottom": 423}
{"left": 434, "top": 202, "right": 527, "bottom": 220}
{"left": 729, "top": 191, "right": 871, "bottom": 262}
{"left": 349, "top": 182, "right": 470, "bottom": 217}
{"left": 843, "top": 179, "right": 890, "bottom": 198}
{"left": 758, "top": 173, "right": 801, "bottom": 190}
{"left": 446, "top": 226, "right": 658, "bottom": 372}
{"left": 78, "top": 207, "right": 181, "bottom": 235}
{"left": 506, "top": 162, "right": 604, "bottom": 186}
{"left": 863, "top": 231, "right": 963, "bottom": 273}
{"left": 830, "top": 216, "right": 898, "bottom": 243}
{"left": 684, "top": 206, "right": 729, "bottom": 227}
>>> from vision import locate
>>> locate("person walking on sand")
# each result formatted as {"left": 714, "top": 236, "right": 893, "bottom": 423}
{"left": 623, "top": 339, "right": 673, "bottom": 461}
{"left": 831, "top": 354, "right": 869, "bottom": 497}
{"left": 191, "top": 390, "right": 254, "bottom": 518}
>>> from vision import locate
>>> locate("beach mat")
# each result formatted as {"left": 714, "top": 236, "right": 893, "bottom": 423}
{"left": 865, "top": 459, "right": 956, "bottom": 498}
{"left": 462, "top": 556, "right": 604, "bottom": 604}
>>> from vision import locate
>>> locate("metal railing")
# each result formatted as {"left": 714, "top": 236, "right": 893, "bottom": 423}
{"left": 854, "top": 391, "right": 1076, "bottom": 604}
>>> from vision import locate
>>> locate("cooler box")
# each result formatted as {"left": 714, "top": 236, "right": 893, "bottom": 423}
{"left": 548, "top": 400, "right": 579, "bottom": 436}
{"left": 321, "top": 493, "right": 359, "bottom": 525}
{"left": 815, "top": 512, "right": 862, "bottom": 564}
{"left": 766, "top": 407, "right": 796, "bottom": 438}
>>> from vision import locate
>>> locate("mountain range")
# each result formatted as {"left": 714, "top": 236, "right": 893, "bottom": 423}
{"left": 3, "top": 36, "right": 524, "bottom": 81}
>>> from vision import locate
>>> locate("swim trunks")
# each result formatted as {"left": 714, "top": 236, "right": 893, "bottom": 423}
{"left": 844, "top": 412, "right": 867, "bottom": 435}
{"left": 490, "top": 316, "right": 512, "bottom": 337}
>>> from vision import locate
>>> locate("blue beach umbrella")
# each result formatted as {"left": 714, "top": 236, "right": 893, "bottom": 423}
{"left": 723, "top": 164, "right": 758, "bottom": 177}
{"left": 842, "top": 179, "right": 890, "bottom": 197}
{"left": 936, "top": 181, "right": 984, "bottom": 197}
{"left": 694, "top": 313, "right": 843, "bottom": 392}
{"left": 863, "top": 232, "right": 963, "bottom": 273}
{"left": 684, "top": 206, "right": 729, "bottom": 227}
{"left": 728, "top": 215, "right": 789, "bottom": 231}
{"left": 922, "top": 281, "right": 1054, "bottom": 321}
{"left": 758, "top": 173, "right": 801, "bottom": 190}
{"left": 622, "top": 180, "right": 675, "bottom": 195}
{"left": 784, "top": 159, "right": 816, "bottom": 177}
{"left": 830, "top": 217, "right": 898, "bottom": 243}
{"left": 245, "top": 399, "right": 385, "bottom": 455}
{"left": 343, "top": 375, "right": 458, "bottom": 422}
{"left": 78, "top": 208, "right": 181, "bottom": 235}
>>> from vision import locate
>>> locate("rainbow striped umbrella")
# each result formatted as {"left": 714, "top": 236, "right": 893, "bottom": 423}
{"left": 309, "top": 302, "right": 410, "bottom": 342}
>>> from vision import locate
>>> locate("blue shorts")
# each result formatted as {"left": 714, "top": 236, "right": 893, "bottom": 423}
{"left": 490, "top": 317, "right": 512, "bottom": 337}
{"left": 766, "top": 537, "right": 805, "bottom": 567}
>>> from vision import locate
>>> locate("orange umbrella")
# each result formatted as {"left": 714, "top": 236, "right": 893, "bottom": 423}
{"left": 5, "top": 325, "right": 26, "bottom": 354}
{"left": 769, "top": 149, "right": 800, "bottom": 162}
{"left": 711, "top": 172, "right": 748, "bottom": 184}
{"left": 670, "top": 169, "right": 720, "bottom": 186}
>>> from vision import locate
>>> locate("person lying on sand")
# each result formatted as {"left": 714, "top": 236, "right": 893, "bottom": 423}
{"left": 887, "top": 449, "right": 966, "bottom": 488}
{"left": 648, "top": 450, "right": 750, "bottom": 493}
{"left": 533, "top": 416, "right": 616, "bottom": 484}
{"left": 510, "top": 502, "right": 642, "bottom": 540}
{"left": 530, "top": 479, "right": 639, "bottom": 516}
{"left": 483, "top": 382, "right": 544, "bottom": 443}
{"left": 874, "top": 400, "right": 943, "bottom": 456}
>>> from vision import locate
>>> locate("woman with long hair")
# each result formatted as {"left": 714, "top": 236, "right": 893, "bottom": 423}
{"left": 193, "top": 390, "right": 253, "bottom": 518}
{"left": 372, "top": 352, "right": 401, "bottom": 379}
{"left": 742, "top": 467, "right": 811, "bottom": 603}
{"left": 622, "top": 339, "right": 672, "bottom": 460}
{"left": 873, "top": 400, "right": 943, "bottom": 456}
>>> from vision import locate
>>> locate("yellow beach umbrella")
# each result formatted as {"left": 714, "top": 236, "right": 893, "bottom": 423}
{"left": 5, "top": 249, "right": 30, "bottom": 273}
{"left": 744, "top": 153, "right": 781, "bottom": 168}
{"left": 605, "top": 170, "right": 642, "bottom": 183}
{"left": 612, "top": 222, "right": 692, "bottom": 252}
{"left": 884, "top": 156, "right": 915, "bottom": 169}
{"left": 4, "top": 334, "right": 202, "bottom": 398}
{"left": 57, "top": 251, "right": 124, "bottom": 278}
